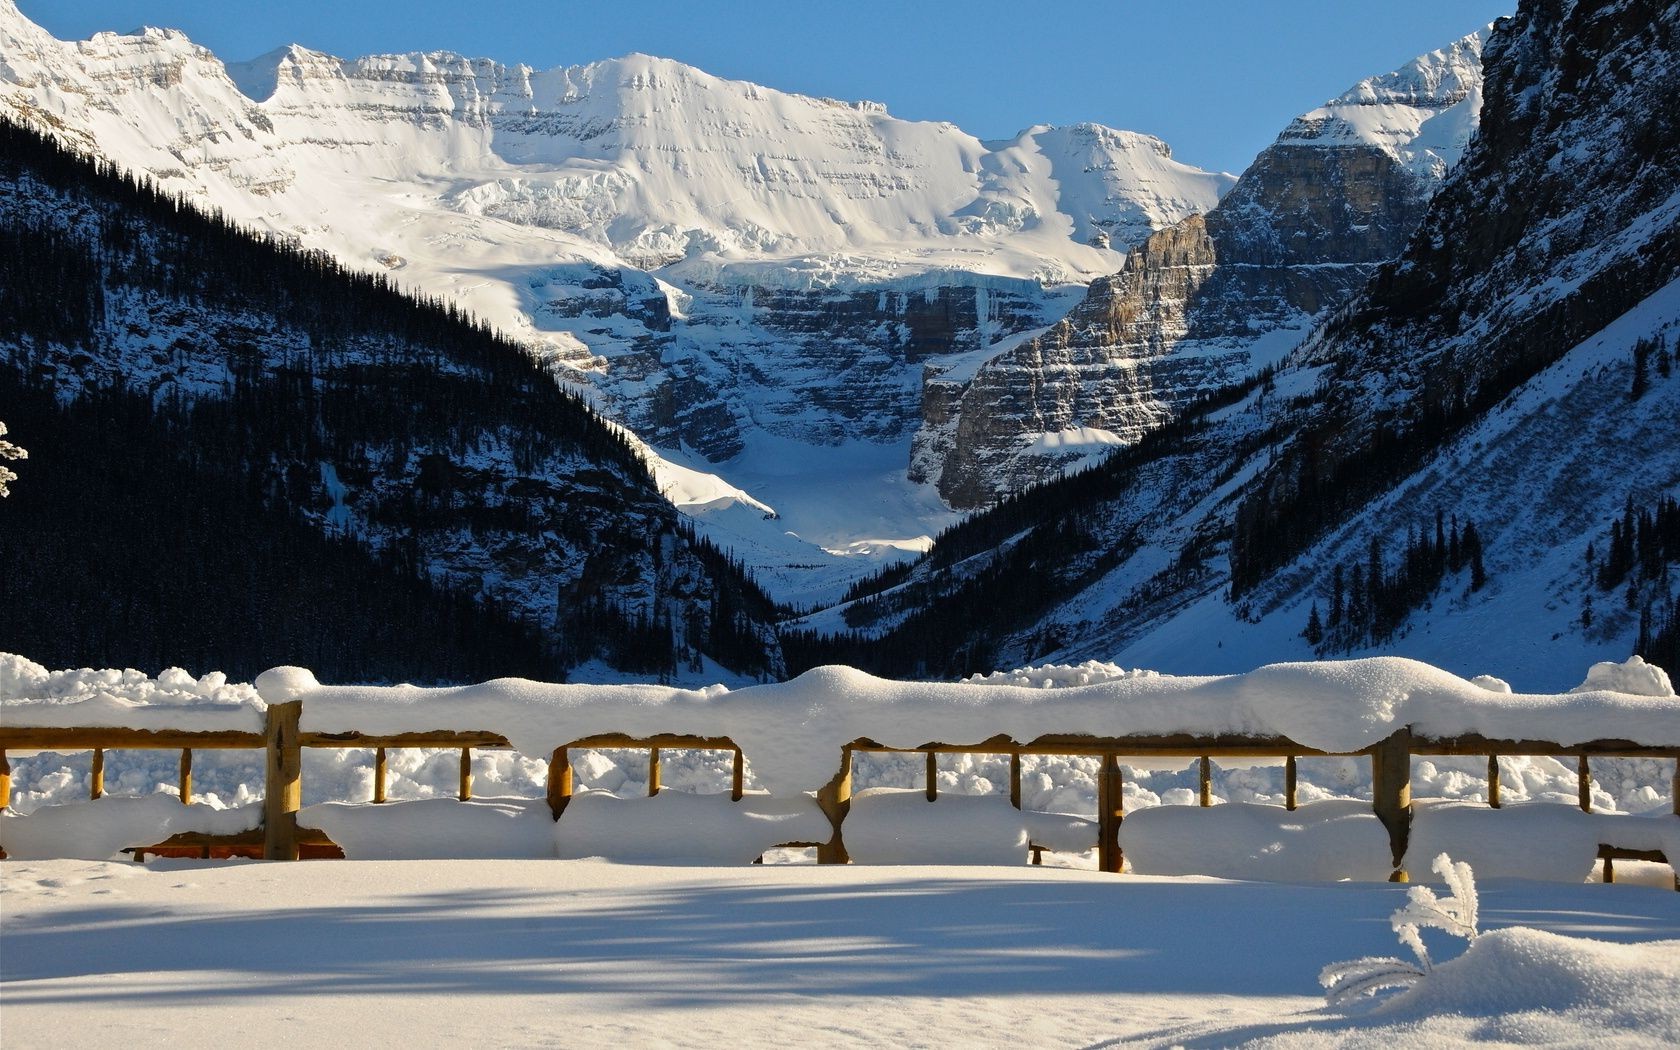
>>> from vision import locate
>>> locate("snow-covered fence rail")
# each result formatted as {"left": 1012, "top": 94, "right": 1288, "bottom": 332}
{"left": 3, "top": 656, "right": 1679, "bottom": 879}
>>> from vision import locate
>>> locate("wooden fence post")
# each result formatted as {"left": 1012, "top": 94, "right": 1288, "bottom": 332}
{"left": 648, "top": 746, "right": 661, "bottom": 796}
{"left": 0, "top": 750, "right": 10, "bottom": 811}
{"left": 731, "top": 747, "right": 745, "bottom": 802}
{"left": 179, "top": 748, "right": 193, "bottom": 805}
{"left": 263, "top": 701, "right": 302, "bottom": 861}
{"left": 1488, "top": 754, "right": 1502, "bottom": 808}
{"left": 1098, "top": 752, "right": 1123, "bottom": 874}
{"left": 1578, "top": 755, "right": 1592, "bottom": 812}
{"left": 458, "top": 747, "right": 473, "bottom": 801}
{"left": 1198, "top": 756, "right": 1212, "bottom": 807}
{"left": 90, "top": 748, "right": 105, "bottom": 800}
{"left": 816, "top": 746, "right": 853, "bottom": 864}
{"left": 925, "top": 750, "right": 938, "bottom": 802}
{"left": 373, "top": 747, "right": 387, "bottom": 803}
{"left": 1009, "top": 751, "right": 1022, "bottom": 810}
{"left": 1285, "top": 755, "right": 1298, "bottom": 811}
{"left": 1371, "top": 727, "right": 1412, "bottom": 882}
{"left": 547, "top": 747, "right": 573, "bottom": 820}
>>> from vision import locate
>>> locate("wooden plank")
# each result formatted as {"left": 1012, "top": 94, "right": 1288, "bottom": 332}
{"left": 458, "top": 747, "right": 472, "bottom": 802}
{"left": 1371, "top": 728, "right": 1412, "bottom": 882}
{"left": 851, "top": 732, "right": 1331, "bottom": 758}
{"left": 1009, "top": 751, "right": 1022, "bottom": 810}
{"left": 263, "top": 701, "right": 302, "bottom": 861}
{"left": 648, "top": 746, "right": 661, "bottom": 797}
{"left": 1578, "top": 755, "right": 1592, "bottom": 813}
{"left": 1285, "top": 755, "right": 1298, "bottom": 812}
{"left": 179, "top": 748, "right": 193, "bottom": 806}
{"left": 1198, "top": 756, "right": 1212, "bottom": 807}
{"left": 0, "top": 727, "right": 262, "bottom": 749}
{"left": 815, "top": 747, "right": 853, "bottom": 864}
{"left": 1413, "top": 734, "right": 1680, "bottom": 758}
{"left": 1488, "top": 754, "right": 1502, "bottom": 808}
{"left": 925, "top": 750, "right": 938, "bottom": 802}
{"left": 731, "top": 748, "right": 745, "bottom": 802}
{"left": 569, "top": 733, "right": 739, "bottom": 751}
{"left": 1098, "top": 752, "right": 1123, "bottom": 874}
{"left": 547, "top": 748, "right": 573, "bottom": 819}
{"left": 373, "top": 747, "right": 387, "bottom": 804}
{"left": 90, "top": 748, "right": 105, "bottom": 800}
{"left": 300, "top": 731, "right": 509, "bottom": 749}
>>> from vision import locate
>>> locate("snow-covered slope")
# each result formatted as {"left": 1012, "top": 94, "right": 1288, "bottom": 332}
{"left": 0, "top": 0, "right": 1239, "bottom": 601}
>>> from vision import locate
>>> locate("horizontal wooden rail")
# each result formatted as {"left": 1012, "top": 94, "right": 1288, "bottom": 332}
{"left": 0, "top": 727, "right": 262, "bottom": 749}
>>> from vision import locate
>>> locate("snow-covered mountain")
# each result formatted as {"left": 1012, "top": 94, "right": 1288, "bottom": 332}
{"left": 806, "top": 0, "right": 1680, "bottom": 692}
{"left": 0, "top": 0, "right": 1243, "bottom": 600}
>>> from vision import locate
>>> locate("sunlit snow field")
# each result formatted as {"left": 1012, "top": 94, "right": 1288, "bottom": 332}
{"left": 3, "top": 859, "right": 1678, "bottom": 1049}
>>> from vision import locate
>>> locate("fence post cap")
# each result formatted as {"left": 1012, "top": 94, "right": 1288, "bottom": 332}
{"left": 255, "top": 666, "right": 319, "bottom": 704}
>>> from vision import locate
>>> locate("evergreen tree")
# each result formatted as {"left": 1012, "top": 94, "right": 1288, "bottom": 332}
{"left": 1303, "top": 602, "right": 1324, "bottom": 646}
{"left": 1464, "top": 521, "right": 1486, "bottom": 591}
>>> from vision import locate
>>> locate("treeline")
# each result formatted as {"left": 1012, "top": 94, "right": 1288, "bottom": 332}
{"left": 0, "top": 375, "right": 557, "bottom": 683}
{"left": 1591, "top": 493, "right": 1680, "bottom": 680}
{"left": 1305, "top": 511, "right": 1485, "bottom": 651}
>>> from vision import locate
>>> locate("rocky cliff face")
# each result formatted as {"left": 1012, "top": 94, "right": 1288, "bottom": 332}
{"left": 916, "top": 30, "right": 1486, "bottom": 508}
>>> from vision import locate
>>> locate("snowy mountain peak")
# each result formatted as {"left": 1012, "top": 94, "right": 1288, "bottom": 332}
{"left": 1276, "top": 27, "right": 1489, "bottom": 178}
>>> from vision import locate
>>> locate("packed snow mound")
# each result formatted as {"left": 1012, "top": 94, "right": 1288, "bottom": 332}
{"left": 0, "top": 655, "right": 264, "bottom": 732}
{"left": 554, "top": 789, "right": 830, "bottom": 863}
{"left": 1408, "top": 801, "right": 1680, "bottom": 883}
{"left": 962, "top": 661, "right": 1162, "bottom": 688}
{"left": 302, "top": 797, "right": 556, "bottom": 859}
{"left": 0, "top": 797, "right": 259, "bottom": 860}
{"left": 846, "top": 789, "right": 1030, "bottom": 865}
{"left": 1570, "top": 655, "right": 1675, "bottom": 697}
{"left": 252, "top": 665, "right": 320, "bottom": 704}
{"left": 1379, "top": 927, "right": 1680, "bottom": 1035}
{"left": 1121, "top": 800, "right": 1393, "bottom": 882}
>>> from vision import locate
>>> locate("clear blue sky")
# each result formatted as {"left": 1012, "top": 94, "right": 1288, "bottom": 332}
{"left": 19, "top": 0, "right": 1514, "bottom": 176}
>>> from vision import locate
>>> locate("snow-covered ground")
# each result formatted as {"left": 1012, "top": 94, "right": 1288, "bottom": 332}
{"left": 3, "top": 859, "right": 1677, "bottom": 1048}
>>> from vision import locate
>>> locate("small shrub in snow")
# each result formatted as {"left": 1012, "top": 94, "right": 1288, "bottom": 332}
{"left": 1319, "top": 853, "right": 1480, "bottom": 1007}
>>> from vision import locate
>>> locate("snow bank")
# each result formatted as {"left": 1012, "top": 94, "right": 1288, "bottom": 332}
{"left": 1378, "top": 927, "right": 1680, "bottom": 1039}
{"left": 0, "top": 654, "right": 264, "bottom": 732}
{"left": 1408, "top": 801, "right": 1680, "bottom": 882}
{"left": 301, "top": 797, "right": 555, "bottom": 859}
{"left": 1120, "top": 800, "right": 1394, "bottom": 881}
{"left": 554, "top": 790, "right": 830, "bottom": 863}
{"left": 0, "top": 796, "right": 259, "bottom": 860}
{"left": 1022, "top": 809, "right": 1099, "bottom": 853}
{"left": 281, "top": 656, "right": 1680, "bottom": 798}
{"left": 845, "top": 789, "right": 1029, "bottom": 865}
{"left": 1571, "top": 655, "right": 1675, "bottom": 697}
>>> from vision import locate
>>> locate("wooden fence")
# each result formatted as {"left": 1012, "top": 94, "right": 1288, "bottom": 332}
{"left": 2, "top": 704, "right": 1677, "bottom": 883}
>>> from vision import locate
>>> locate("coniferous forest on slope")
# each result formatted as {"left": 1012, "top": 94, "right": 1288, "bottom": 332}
{"left": 0, "top": 119, "right": 780, "bottom": 683}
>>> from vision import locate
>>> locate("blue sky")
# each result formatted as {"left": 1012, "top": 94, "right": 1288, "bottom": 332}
{"left": 20, "top": 0, "right": 1513, "bottom": 175}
